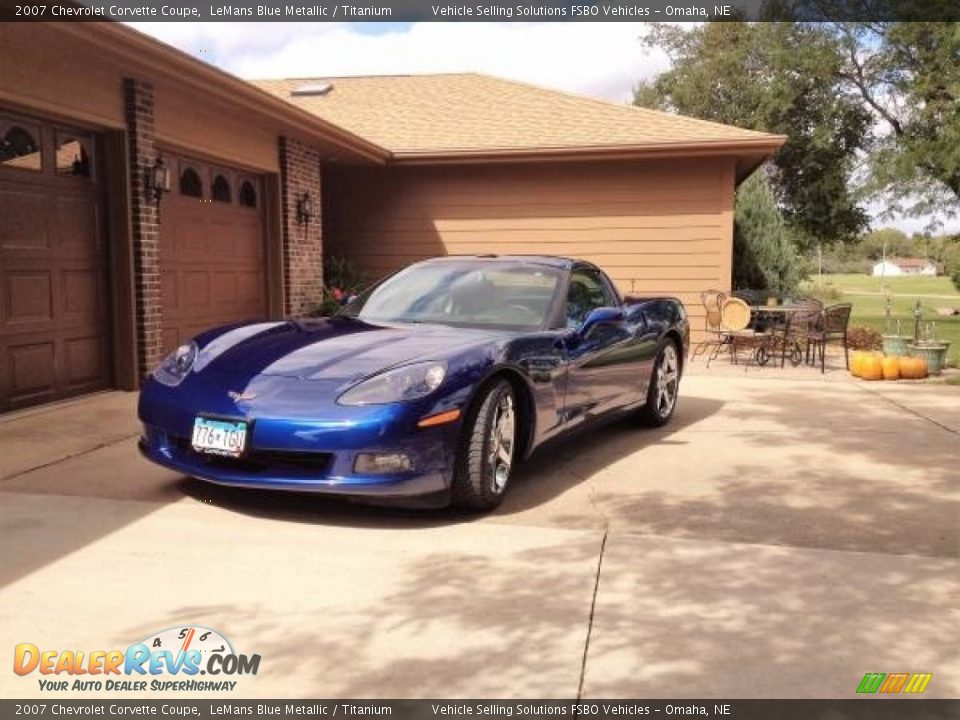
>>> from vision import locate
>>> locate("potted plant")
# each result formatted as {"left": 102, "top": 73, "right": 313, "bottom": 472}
{"left": 311, "top": 256, "right": 365, "bottom": 317}
{"left": 882, "top": 332, "right": 912, "bottom": 356}
{"left": 908, "top": 320, "right": 950, "bottom": 375}
{"left": 881, "top": 302, "right": 912, "bottom": 356}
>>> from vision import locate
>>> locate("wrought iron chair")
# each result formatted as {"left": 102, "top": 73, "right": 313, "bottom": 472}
{"left": 781, "top": 298, "right": 823, "bottom": 368}
{"left": 719, "top": 297, "right": 762, "bottom": 365}
{"left": 692, "top": 290, "right": 728, "bottom": 365}
{"left": 807, "top": 303, "right": 853, "bottom": 373}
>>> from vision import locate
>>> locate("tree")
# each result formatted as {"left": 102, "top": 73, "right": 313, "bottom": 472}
{"left": 832, "top": 22, "right": 960, "bottom": 221}
{"left": 635, "top": 22, "right": 872, "bottom": 248}
{"left": 733, "top": 169, "right": 805, "bottom": 293}
{"left": 858, "top": 227, "right": 913, "bottom": 260}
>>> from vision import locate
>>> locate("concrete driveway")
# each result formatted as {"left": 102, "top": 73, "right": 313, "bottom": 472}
{"left": 1, "top": 368, "right": 957, "bottom": 699}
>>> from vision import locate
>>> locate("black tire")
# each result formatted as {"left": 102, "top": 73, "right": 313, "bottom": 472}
{"left": 451, "top": 379, "right": 517, "bottom": 512}
{"left": 635, "top": 340, "right": 681, "bottom": 427}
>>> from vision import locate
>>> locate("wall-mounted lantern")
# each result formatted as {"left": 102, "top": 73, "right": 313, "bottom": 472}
{"left": 149, "top": 157, "right": 171, "bottom": 203}
{"left": 296, "top": 191, "right": 313, "bottom": 226}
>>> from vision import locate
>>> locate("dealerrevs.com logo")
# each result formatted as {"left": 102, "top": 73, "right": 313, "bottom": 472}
{"left": 13, "top": 626, "right": 260, "bottom": 693}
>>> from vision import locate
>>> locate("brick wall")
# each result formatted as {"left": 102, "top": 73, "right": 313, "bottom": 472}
{"left": 278, "top": 136, "right": 324, "bottom": 316}
{"left": 124, "top": 79, "right": 164, "bottom": 376}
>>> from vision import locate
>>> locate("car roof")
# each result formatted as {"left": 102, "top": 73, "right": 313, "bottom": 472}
{"left": 415, "top": 254, "right": 584, "bottom": 270}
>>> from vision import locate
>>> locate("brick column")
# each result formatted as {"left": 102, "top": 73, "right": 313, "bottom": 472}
{"left": 124, "top": 78, "right": 164, "bottom": 375}
{"left": 278, "top": 136, "right": 324, "bottom": 317}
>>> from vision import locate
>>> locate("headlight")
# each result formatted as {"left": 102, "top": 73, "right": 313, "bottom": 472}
{"left": 152, "top": 342, "right": 198, "bottom": 387}
{"left": 338, "top": 361, "right": 447, "bottom": 406}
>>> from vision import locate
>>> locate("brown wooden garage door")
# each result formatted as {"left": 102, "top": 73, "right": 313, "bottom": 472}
{"left": 0, "top": 112, "right": 111, "bottom": 413}
{"left": 160, "top": 154, "right": 267, "bottom": 353}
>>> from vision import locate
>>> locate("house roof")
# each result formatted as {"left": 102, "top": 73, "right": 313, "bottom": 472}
{"left": 882, "top": 258, "right": 935, "bottom": 268}
{"left": 251, "top": 73, "right": 785, "bottom": 169}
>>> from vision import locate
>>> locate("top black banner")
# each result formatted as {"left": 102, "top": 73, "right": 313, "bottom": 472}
{"left": 1, "top": 0, "right": 958, "bottom": 22}
{"left": 0, "top": 700, "right": 959, "bottom": 720}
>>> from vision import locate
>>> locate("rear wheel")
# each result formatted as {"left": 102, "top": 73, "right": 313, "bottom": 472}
{"left": 636, "top": 341, "right": 680, "bottom": 427}
{"left": 451, "top": 379, "right": 517, "bottom": 512}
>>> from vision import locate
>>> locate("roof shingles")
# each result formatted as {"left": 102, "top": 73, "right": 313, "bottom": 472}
{"left": 251, "top": 73, "right": 784, "bottom": 158}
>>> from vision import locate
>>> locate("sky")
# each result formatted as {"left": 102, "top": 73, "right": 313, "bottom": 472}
{"left": 131, "top": 21, "right": 958, "bottom": 236}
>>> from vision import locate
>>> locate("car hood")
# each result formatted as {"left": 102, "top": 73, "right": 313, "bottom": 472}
{"left": 194, "top": 318, "right": 499, "bottom": 382}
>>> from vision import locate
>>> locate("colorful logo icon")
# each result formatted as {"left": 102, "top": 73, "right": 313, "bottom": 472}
{"left": 857, "top": 672, "right": 933, "bottom": 694}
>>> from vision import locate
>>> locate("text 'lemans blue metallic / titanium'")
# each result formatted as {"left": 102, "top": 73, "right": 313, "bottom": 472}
{"left": 138, "top": 256, "right": 689, "bottom": 511}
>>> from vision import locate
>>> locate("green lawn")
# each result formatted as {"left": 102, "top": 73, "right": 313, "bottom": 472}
{"left": 802, "top": 273, "right": 960, "bottom": 367}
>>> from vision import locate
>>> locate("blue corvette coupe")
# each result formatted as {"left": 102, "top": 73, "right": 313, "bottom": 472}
{"left": 139, "top": 256, "right": 688, "bottom": 511}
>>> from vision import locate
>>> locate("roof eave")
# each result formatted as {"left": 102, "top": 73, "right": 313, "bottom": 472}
{"left": 57, "top": 22, "right": 390, "bottom": 165}
{"left": 387, "top": 136, "right": 787, "bottom": 166}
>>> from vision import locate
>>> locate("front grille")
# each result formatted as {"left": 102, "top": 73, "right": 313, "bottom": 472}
{"left": 170, "top": 436, "right": 332, "bottom": 474}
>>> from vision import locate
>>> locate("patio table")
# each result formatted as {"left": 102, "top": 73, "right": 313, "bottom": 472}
{"left": 748, "top": 305, "right": 806, "bottom": 367}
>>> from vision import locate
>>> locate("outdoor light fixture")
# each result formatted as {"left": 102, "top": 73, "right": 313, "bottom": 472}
{"left": 296, "top": 192, "right": 313, "bottom": 226}
{"left": 149, "top": 157, "right": 171, "bottom": 203}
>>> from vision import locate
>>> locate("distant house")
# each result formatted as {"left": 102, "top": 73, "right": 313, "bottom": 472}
{"left": 871, "top": 258, "right": 939, "bottom": 277}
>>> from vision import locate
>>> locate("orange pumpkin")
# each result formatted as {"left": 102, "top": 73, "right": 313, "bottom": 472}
{"left": 900, "top": 356, "right": 929, "bottom": 380}
{"left": 899, "top": 356, "right": 916, "bottom": 379}
{"left": 850, "top": 351, "right": 864, "bottom": 378}
{"left": 882, "top": 356, "right": 900, "bottom": 380}
{"left": 860, "top": 354, "right": 884, "bottom": 381}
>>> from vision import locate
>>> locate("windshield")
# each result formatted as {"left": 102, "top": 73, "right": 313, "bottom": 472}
{"left": 341, "top": 260, "right": 563, "bottom": 330}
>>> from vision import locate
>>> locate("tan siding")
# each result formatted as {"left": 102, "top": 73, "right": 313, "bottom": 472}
{"left": 0, "top": 24, "right": 280, "bottom": 173}
{"left": 326, "top": 158, "right": 735, "bottom": 339}
{"left": 154, "top": 81, "right": 279, "bottom": 171}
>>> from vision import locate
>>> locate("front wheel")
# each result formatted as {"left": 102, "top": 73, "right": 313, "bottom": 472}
{"left": 635, "top": 341, "right": 681, "bottom": 427}
{"left": 451, "top": 379, "right": 517, "bottom": 512}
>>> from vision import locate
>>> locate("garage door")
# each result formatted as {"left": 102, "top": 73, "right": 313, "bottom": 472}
{"left": 160, "top": 154, "right": 268, "bottom": 353}
{"left": 0, "top": 112, "right": 111, "bottom": 413}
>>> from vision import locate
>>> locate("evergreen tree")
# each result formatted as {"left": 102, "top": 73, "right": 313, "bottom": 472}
{"left": 734, "top": 170, "right": 805, "bottom": 293}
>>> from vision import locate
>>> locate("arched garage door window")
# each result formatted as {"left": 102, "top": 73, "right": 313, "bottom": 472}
{"left": 180, "top": 166, "right": 203, "bottom": 197}
{"left": 0, "top": 124, "right": 43, "bottom": 171}
{"left": 239, "top": 180, "right": 257, "bottom": 208}
{"left": 212, "top": 174, "right": 231, "bottom": 203}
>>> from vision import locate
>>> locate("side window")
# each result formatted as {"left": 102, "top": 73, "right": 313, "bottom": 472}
{"left": 566, "top": 268, "right": 617, "bottom": 329}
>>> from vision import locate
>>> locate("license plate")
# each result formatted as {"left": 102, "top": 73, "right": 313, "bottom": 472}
{"left": 191, "top": 417, "right": 248, "bottom": 457}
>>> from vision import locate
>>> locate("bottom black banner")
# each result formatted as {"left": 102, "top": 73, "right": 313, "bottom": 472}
{"left": 2, "top": 700, "right": 959, "bottom": 720}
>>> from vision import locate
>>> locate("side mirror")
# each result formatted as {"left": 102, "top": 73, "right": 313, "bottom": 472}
{"left": 579, "top": 306, "right": 624, "bottom": 339}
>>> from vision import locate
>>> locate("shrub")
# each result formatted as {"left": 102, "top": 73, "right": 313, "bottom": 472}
{"left": 952, "top": 269, "right": 960, "bottom": 292}
{"left": 310, "top": 256, "right": 366, "bottom": 317}
{"left": 846, "top": 325, "right": 883, "bottom": 351}
{"left": 804, "top": 284, "right": 843, "bottom": 302}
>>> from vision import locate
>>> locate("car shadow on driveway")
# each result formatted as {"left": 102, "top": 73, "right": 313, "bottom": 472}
{"left": 176, "top": 395, "right": 725, "bottom": 529}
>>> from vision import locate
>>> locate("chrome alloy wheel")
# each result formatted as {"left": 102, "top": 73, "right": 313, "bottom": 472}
{"left": 489, "top": 393, "right": 515, "bottom": 493}
{"left": 656, "top": 344, "right": 680, "bottom": 418}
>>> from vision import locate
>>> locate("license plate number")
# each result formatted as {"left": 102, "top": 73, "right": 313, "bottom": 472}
{"left": 191, "top": 417, "right": 247, "bottom": 457}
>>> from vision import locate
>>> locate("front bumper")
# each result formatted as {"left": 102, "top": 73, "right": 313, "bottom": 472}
{"left": 138, "top": 373, "right": 461, "bottom": 501}
{"left": 138, "top": 433, "right": 450, "bottom": 499}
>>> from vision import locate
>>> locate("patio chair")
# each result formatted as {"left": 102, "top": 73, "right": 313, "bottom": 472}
{"left": 691, "top": 290, "right": 728, "bottom": 365}
{"left": 782, "top": 298, "right": 823, "bottom": 367}
{"left": 719, "top": 297, "right": 763, "bottom": 365}
{"left": 807, "top": 303, "right": 852, "bottom": 373}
